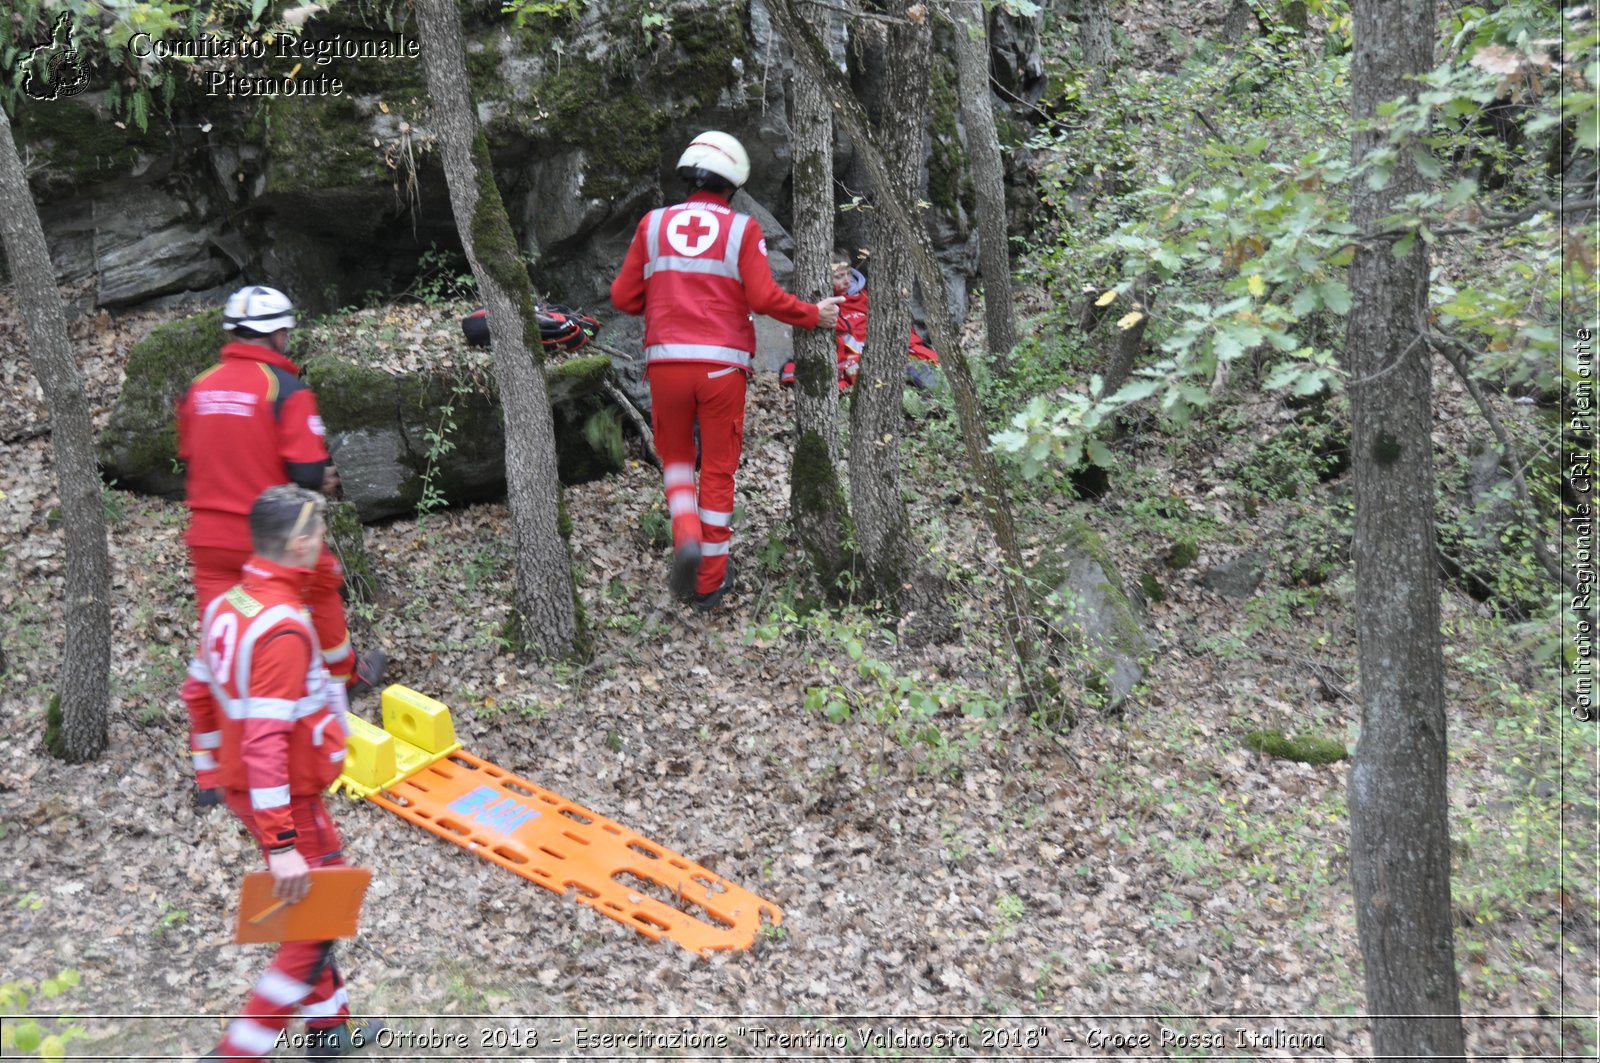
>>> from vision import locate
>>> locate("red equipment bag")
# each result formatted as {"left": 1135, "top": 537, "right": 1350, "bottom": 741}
{"left": 461, "top": 305, "right": 599, "bottom": 352}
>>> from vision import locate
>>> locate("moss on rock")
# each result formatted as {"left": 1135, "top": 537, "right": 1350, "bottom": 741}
{"left": 1028, "top": 510, "right": 1151, "bottom": 718}
{"left": 1244, "top": 729, "right": 1348, "bottom": 765}
{"left": 482, "top": 3, "right": 749, "bottom": 201}
{"left": 545, "top": 352, "right": 612, "bottom": 401}
{"left": 261, "top": 94, "right": 381, "bottom": 193}
{"left": 304, "top": 342, "right": 621, "bottom": 516}
{"left": 927, "top": 56, "right": 974, "bottom": 221}
{"left": 548, "top": 355, "right": 626, "bottom": 483}
{"left": 100, "top": 310, "right": 226, "bottom": 495}
{"left": 1164, "top": 538, "right": 1198, "bottom": 570}
{"left": 14, "top": 96, "right": 170, "bottom": 190}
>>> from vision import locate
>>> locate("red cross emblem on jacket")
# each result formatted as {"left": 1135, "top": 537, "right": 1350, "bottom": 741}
{"left": 667, "top": 210, "right": 720, "bottom": 256}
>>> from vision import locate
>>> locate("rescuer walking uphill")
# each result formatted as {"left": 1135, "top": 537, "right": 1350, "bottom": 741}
{"left": 186, "top": 486, "right": 383, "bottom": 1061}
{"left": 177, "top": 286, "right": 384, "bottom": 759}
{"left": 610, "top": 132, "right": 841, "bottom": 609}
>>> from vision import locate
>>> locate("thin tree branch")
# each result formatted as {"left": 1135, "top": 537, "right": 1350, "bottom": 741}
{"left": 600, "top": 377, "right": 659, "bottom": 468}
{"left": 1347, "top": 330, "right": 1425, "bottom": 390}
{"left": 1356, "top": 195, "right": 1590, "bottom": 246}
{"left": 1425, "top": 322, "right": 1574, "bottom": 593}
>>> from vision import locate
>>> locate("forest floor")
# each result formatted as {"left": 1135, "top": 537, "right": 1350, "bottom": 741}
{"left": 0, "top": 290, "right": 1593, "bottom": 1061}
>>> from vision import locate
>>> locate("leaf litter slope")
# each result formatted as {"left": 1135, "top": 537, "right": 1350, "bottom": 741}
{"left": 0, "top": 290, "right": 1590, "bottom": 1058}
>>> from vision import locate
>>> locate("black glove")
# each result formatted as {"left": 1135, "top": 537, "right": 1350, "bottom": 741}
{"left": 195, "top": 787, "right": 221, "bottom": 812}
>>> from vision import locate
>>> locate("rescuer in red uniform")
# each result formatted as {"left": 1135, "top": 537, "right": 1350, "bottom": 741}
{"left": 611, "top": 132, "right": 842, "bottom": 609}
{"left": 187, "top": 485, "right": 383, "bottom": 1061}
{"left": 177, "top": 285, "right": 384, "bottom": 698}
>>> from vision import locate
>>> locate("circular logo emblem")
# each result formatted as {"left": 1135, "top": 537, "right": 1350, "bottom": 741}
{"left": 666, "top": 210, "right": 721, "bottom": 257}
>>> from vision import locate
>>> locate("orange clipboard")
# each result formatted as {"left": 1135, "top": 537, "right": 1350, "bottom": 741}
{"left": 234, "top": 867, "right": 373, "bottom": 944}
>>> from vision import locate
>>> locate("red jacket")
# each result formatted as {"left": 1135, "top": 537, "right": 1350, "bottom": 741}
{"left": 185, "top": 556, "right": 348, "bottom": 848}
{"left": 610, "top": 191, "right": 819, "bottom": 372}
{"left": 177, "top": 341, "right": 331, "bottom": 551}
{"left": 833, "top": 273, "right": 939, "bottom": 390}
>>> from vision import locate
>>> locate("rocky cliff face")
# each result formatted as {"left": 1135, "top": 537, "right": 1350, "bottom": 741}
{"left": 12, "top": 0, "right": 1045, "bottom": 321}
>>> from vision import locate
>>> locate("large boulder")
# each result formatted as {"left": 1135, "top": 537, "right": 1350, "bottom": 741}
{"left": 99, "top": 310, "right": 225, "bottom": 497}
{"left": 8, "top": 97, "right": 238, "bottom": 308}
{"left": 1029, "top": 513, "right": 1153, "bottom": 719}
{"left": 307, "top": 351, "right": 623, "bottom": 521}
{"left": 99, "top": 310, "right": 628, "bottom": 520}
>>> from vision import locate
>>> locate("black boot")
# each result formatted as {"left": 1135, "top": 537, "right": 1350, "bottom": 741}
{"left": 346, "top": 650, "right": 388, "bottom": 699}
{"left": 668, "top": 540, "right": 701, "bottom": 601}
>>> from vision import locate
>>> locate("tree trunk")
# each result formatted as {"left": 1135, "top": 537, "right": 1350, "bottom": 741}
{"left": 413, "top": 0, "right": 583, "bottom": 658}
{"left": 0, "top": 108, "right": 110, "bottom": 763}
{"left": 835, "top": 26, "right": 888, "bottom": 263}
{"left": 1077, "top": 0, "right": 1117, "bottom": 75}
{"left": 845, "top": 9, "right": 953, "bottom": 642}
{"left": 1104, "top": 275, "right": 1153, "bottom": 397}
{"left": 1345, "top": 1, "right": 1466, "bottom": 1057}
{"left": 771, "top": 0, "right": 1042, "bottom": 695}
{"left": 1221, "top": 0, "right": 1264, "bottom": 42}
{"left": 951, "top": 0, "right": 1019, "bottom": 362}
{"left": 788, "top": 0, "right": 855, "bottom": 595}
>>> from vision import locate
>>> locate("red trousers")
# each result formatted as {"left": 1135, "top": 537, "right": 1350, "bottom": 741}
{"left": 647, "top": 363, "right": 746, "bottom": 595}
{"left": 190, "top": 544, "right": 354, "bottom": 684}
{"left": 212, "top": 793, "right": 351, "bottom": 1060}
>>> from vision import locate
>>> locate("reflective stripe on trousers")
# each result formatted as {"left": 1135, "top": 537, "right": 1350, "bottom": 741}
{"left": 647, "top": 363, "right": 746, "bottom": 596}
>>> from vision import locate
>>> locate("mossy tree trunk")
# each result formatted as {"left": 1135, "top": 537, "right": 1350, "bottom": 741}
{"left": 951, "top": 0, "right": 1018, "bottom": 364}
{"left": 1345, "top": 0, "right": 1466, "bottom": 1055}
{"left": 0, "top": 107, "right": 110, "bottom": 762}
{"left": 788, "top": 0, "right": 855, "bottom": 595}
{"left": 414, "top": 0, "right": 583, "bottom": 659}
{"left": 771, "top": 0, "right": 1040, "bottom": 685}
{"left": 845, "top": 4, "right": 953, "bottom": 644}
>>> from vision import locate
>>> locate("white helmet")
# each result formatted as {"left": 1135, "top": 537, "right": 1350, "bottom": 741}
{"left": 676, "top": 130, "right": 750, "bottom": 189}
{"left": 222, "top": 285, "right": 296, "bottom": 333}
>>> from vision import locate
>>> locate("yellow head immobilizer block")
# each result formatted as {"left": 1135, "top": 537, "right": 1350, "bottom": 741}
{"left": 381, "top": 685, "right": 457, "bottom": 754}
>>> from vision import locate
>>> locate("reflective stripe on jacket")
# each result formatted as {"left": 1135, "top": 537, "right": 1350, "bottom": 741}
{"left": 184, "top": 556, "right": 348, "bottom": 846}
{"left": 640, "top": 201, "right": 754, "bottom": 369}
{"left": 609, "top": 190, "right": 821, "bottom": 372}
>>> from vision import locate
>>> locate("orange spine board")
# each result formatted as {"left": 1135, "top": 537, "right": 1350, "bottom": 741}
{"left": 368, "top": 751, "right": 781, "bottom": 956}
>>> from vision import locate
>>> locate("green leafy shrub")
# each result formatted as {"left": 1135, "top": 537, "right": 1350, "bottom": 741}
{"left": 0, "top": 970, "right": 85, "bottom": 1061}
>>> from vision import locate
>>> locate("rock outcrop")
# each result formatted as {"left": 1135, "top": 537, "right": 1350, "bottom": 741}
{"left": 14, "top": 1, "right": 1045, "bottom": 322}
{"left": 100, "top": 310, "right": 628, "bottom": 521}
{"left": 1029, "top": 513, "right": 1153, "bottom": 717}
